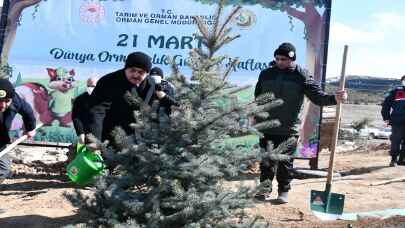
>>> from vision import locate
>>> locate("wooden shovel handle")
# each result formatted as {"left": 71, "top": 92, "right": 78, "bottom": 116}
{"left": 0, "top": 124, "right": 43, "bottom": 159}
{"left": 370, "top": 177, "right": 405, "bottom": 186}
{"left": 326, "top": 45, "right": 348, "bottom": 186}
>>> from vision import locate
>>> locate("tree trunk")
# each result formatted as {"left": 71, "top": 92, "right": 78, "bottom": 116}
{"left": 1, "top": 0, "right": 42, "bottom": 77}
{"left": 284, "top": 3, "right": 326, "bottom": 158}
{"left": 298, "top": 12, "right": 326, "bottom": 159}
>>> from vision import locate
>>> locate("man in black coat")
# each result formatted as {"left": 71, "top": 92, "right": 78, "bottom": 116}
{"left": 72, "top": 76, "right": 98, "bottom": 144}
{"left": 254, "top": 43, "right": 347, "bottom": 203}
{"left": 0, "top": 79, "right": 36, "bottom": 184}
{"left": 88, "top": 52, "right": 177, "bottom": 142}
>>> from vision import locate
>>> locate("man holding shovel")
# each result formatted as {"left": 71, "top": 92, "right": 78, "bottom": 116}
{"left": 0, "top": 78, "right": 37, "bottom": 184}
{"left": 253, "top": 42, "right": 347, "bottom": 203}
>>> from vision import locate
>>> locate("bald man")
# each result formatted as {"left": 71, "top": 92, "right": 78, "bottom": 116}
{"left": 72, "top": 77, "right": 98, "bottom": 144}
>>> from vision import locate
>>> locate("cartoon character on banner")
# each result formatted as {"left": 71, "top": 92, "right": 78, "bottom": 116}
{"left": 10, "top": 82, "right": 53, "bottom": 135}
{"left": 14, "top": 82, "right": 52, "bottom": 124}
{"left": 46, "top": 67, "right": 76, "bottom": 127}
{"left": 11, "top": 67, "right": 77, "bottom": 131}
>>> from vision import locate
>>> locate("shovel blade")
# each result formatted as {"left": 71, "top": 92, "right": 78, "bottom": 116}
{"left": 310, "top": 190, "right": 345, "bottom": 220}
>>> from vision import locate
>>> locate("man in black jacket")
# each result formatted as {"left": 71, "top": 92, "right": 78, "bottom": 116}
{"left": 89, "top": 52, "right": 177, "bottom": 142}
{"left": 72, "top": 76, "right": 98, "bottom": 144}
{"left": 381, "top": 75, "right": 405, "bottom": 167}
{"left": 0, "top": 79, "right": 36, "bottom": 184}
{"left": 254, "top": 43, "right": 347, "bottom": 203}
{"left": 149, "top": 66, "right": 176, "bottom": 116}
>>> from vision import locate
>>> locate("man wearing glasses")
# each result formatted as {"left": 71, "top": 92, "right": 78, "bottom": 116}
{"left": 253, "top": 42, "right": 347, "bottom": 204}
{"left": 88, "top": 52, "right": 177, "bottom": 143}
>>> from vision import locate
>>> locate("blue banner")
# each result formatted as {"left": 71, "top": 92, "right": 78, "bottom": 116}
{"left": 1, "top": 0, "right": 330, "bottom": 158}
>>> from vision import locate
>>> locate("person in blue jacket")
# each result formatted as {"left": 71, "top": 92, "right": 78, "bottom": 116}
{"left": 381, "top": 75, "right": 405, "bottom": 167}
{"left": 0, "top": 78, "right": 36, "bottom": 184}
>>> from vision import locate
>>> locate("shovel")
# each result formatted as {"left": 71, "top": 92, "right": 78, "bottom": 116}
{"left": 0, "top": 124, "right": 43, "bottom": 159}
{"left": 310, "top": 45, "right": 348, "bottom": 220}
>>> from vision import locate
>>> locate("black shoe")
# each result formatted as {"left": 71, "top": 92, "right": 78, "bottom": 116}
{"left": 255, "top": 179, "right": 272, "bottom": 201}
{"left": 390, "top": 160, "right": 398, "bottom": 167}
{"left": 254, "top": 191, "right": 272, "bottom": 201}
{"left": 397, "top": 156, "right": 405, "bottom": 165}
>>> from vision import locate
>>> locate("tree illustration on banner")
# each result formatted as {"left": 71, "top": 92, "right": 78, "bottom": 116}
{"left": 1, "top": 0, "right": 42, "bottom": 78}
{"left": 194, "top": 0, "right": 330, "bottom": 157}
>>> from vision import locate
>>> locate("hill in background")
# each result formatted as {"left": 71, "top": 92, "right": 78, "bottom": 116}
{"left": 326, "top": 75, "right": 399, "bottom": 105}
{"left": 236, "top": 75, "right": 399, "bottom": 105}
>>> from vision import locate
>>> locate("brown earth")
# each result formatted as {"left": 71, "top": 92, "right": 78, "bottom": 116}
{"left": 244, "top": 148, "right": 405, "bottom": 227}
{"left": 1, "top": 145, "right": 405, "bottom": 227}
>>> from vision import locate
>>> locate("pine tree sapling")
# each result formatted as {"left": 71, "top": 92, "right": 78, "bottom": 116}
{"left": 68, "top": 1, "right": 288, "bottom": 227}
{"left": 351, "top": 118, "right": 371, "bottom": 132}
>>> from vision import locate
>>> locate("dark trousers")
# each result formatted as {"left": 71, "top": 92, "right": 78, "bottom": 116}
{"left": 259, "top": 134, "right": 296, "bottom": 193}
{"left": 390, "top": 125, "right": 405, "bottom": 161}
{"left": 401, "top": 141, "right": 405, "bottom": 162}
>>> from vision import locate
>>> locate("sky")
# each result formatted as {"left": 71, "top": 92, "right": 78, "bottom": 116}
{"left": 326, "top": 0, "right": 405, "bottom": 79}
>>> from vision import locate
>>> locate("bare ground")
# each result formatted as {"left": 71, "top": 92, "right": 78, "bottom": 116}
{"left": 245, "top": 148, "right": 405, "bottom": 227}
{"left": 1, "top": 145, "right": 405, "bottom": 227}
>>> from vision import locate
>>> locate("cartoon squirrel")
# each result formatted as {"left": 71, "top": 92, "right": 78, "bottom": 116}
{"left": 46, "top": 67, "right": 76, "bottom": 127}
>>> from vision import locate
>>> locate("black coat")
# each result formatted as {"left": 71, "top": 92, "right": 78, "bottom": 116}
{"left": 72, "top": 92, "right": 92, "bottom": 135}
{"left": 254, "top": 64, "right": 336, "bottom": 135}
{"left": 160, "top": 80, "right": 176, "bottom": 115}
{"left": 0, "top": 93, "right": 36, "bottom": 146}
{"left": 89, "top": 69, "right": 177, "bottom": 141}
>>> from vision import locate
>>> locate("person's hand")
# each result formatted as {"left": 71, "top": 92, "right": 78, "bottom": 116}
{"left": 385, "top": 120, "right": 391, "bottom": 126}
{"left": 24, "top": 129, "right": 36, "bottom": 139}
{"left": 150, "top": 75, "right": 162, "bottom": 91}
{"left": 335, "top": 90, "right": 347, "bottom": 103}
{"left": 156, "top": 91, "right": 166, "bottom": 99}
{"left": 78, "top": 134, "right": 86, "bottom": 144}
{"left": 249, "top": 116, "right": 256, "bottom": 126}
{"left": 86, "top": 142, "right": 99, "bottom": 152}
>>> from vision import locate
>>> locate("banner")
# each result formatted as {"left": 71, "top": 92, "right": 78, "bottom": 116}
{"left": 1, "top": 0, "right": 331, "bottom": 158}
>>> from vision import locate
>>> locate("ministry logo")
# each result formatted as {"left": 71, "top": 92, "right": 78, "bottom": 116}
{"left": 234, "top": 9, "right": 256, "bottom": 29}
{"left": 80, "top": 2, "right": 106, "bottom": 24}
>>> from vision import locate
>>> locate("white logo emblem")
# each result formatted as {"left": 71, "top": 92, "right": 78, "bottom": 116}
{"left": 312, "top": 196, "right": 324, "bottom": 206}
{"left": 234, "top": 9, "right": 256, "bottom": 29}
{"left": 80, "top": 2, "right": 105, "bottom": 24}
{"left": 0, "top": 90, "right": 6, "bottom": 98}
{"left": 70, "top": 166, "right": 79, "bottom": 176}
